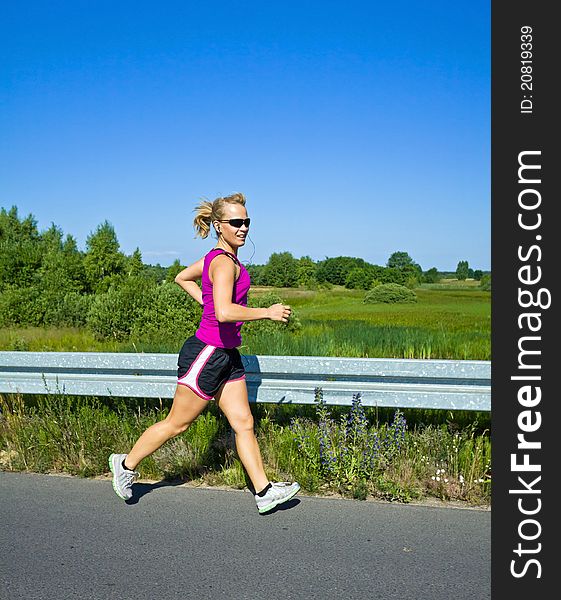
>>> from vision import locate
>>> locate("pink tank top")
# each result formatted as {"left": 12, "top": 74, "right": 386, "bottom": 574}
{"left": 195, "top": 248, "right": 251, "bottom": 348}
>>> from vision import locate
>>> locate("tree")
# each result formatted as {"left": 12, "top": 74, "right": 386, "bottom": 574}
{"left": 456, "top": 260, "right": 469, "bottom": 280}
{"left": 400, "top": 264, "right": 422, "bottom": 288}
{"left": 127, "top": 247, "right": 144, "bottom": 276}
{"left": 166, "top": 258, "right": 183, "bottom": 283}
{"left": 38, "top": 236, "right": 79, "bottom": 297}
{"left": 261, "top": 252, "right": 298, "bottom": 287}
{"left": 38, "top": 225, "right": 79, "bottom": 290}
{"left": 387, "top": 251, "right": 414, "bottom": 269}
{"left": 144, "top": 263, "right": 168, "bottom": 284}
{"left": 316, "top": 256, "right": 368, "bottom": 286}
{"left": 41, "top": 222, "right": 64, "bottom": 251}
{"left": 473, "top": 269, "right": 483, "bottom": 281}
{"left": 345, "top": 267, "right": 371, "bottom": 290}
{"left": 83, "top": 221, "right": 126, "bottom": 292}
{"left": 423, "top": 267, "right": 440, "bottom": 283}
{"left": 32, "top": 225, "right": 87, "bottom": 325}
{"left": 0, "top": 206, "right": 42, "bottom": 290}
{"left": 379, "top": 267, "right": 407, "bottom": 286}
{"left": 0, "top": 205, "right": 40, "bottom": 242}
{"left": 61, "top": 234, "right": 87, "bottom": 291}
{"left": 296, "top": 256, "right": 317, "bottom": 287}
{"left": 245, "top": 264, "right": 265, "bottom": 286}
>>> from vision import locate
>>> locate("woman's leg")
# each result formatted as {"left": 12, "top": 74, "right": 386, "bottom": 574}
{"left": 215, "top": 379, "right": 270, "bottom": 493}
{"left": 124, "top": 384, "right": 210, "bottom": 470}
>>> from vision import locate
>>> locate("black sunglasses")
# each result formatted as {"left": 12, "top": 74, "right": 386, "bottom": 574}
{"left": 218, "top": 218, "right": 251, "bottom": 228}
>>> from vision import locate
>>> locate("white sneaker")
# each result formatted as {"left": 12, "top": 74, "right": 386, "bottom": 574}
{"left": 255, "top": 481, "right": 300, "bottom": 513}
{"left": 109, "top": 453, "right": 139, "bottom": 500}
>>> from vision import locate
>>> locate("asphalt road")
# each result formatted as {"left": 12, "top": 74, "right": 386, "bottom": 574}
{"left": 0, "top": 472, "right": 490, "bottom": 600}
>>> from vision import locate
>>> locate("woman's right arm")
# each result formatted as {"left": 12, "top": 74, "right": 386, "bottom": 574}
{"left": 174, "top": 257, "right": 205, "bottom": 305}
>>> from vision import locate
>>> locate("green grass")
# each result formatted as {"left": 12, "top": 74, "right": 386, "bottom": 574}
{"left": 243, "top": 286, "right": 490, "bottom": 360}
{"left": 0, "top": 286, "right": 490, "bottom": 360}
{"left": 0, "top": 326, "right": 134, "bottom": 352}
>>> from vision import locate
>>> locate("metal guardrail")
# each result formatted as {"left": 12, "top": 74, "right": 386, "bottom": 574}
{"left": 0, "top": 351, "right": 490, "bottom": 411}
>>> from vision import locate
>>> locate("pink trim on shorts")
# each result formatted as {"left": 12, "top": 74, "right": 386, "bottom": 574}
{"left": 177, "top": 380, "right": 213, "bottom": 401}
{"left": 225, "top": 375, "right": 246, "bottom": 384}
{"left": 177, "top": 344, "right": 217, "bottom": 400}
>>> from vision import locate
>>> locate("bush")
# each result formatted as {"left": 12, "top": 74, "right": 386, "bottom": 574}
{"left": 130, "top": 283, "right": 202, "bottom": 344}
{"left": 479, "top": 274, "right": 491, "bottom": 291}
{"left": 0, "top": 285, "right": 44, "bottom": 326}
{"left": 242, "top": 291, "right": 302, "bottom": 336}
{"left": 364, "top": 283, "right": 418, "bottom": 304}
{"left": 423, "top": 267, "right": 440, "bottom": 284}
{"left": 404, "top": 275, "right": 420, "bottom": 289}
{"left": 43, "top": 291, "right": 94, "bottom": 327}
{"left": 86, "top": 276, "right": 155, "bottom": 340}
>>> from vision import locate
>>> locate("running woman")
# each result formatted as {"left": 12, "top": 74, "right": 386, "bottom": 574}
{"left": 109, "top": 192, "right": 300, "bottom": 513}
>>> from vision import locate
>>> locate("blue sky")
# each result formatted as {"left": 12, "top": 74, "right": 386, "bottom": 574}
{"left": 0, "top": 1, "right": 490, "bottom": 271}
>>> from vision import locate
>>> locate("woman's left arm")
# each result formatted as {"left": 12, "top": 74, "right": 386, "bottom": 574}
{"left": 174, "top": 257, "right": 204, "bottom": 305}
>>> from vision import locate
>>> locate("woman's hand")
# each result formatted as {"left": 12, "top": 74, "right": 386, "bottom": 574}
{"left": 266, "top": 303, "right": 291, "bottom": 322}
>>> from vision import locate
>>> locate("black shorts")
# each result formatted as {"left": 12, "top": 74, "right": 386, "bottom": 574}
{"left": 177, "top": 335, "right": 246, "bottom": 400}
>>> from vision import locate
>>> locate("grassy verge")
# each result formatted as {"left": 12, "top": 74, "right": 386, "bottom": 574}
{"left": 0, "top": 391, "right": 490, "bottom": 506}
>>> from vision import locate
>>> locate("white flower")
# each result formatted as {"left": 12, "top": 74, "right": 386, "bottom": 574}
{"left": 459, "top": 475, "right": 465, "bottom": 483}
{"left": 444, "top": 478, "right": 449, "bottom": 483}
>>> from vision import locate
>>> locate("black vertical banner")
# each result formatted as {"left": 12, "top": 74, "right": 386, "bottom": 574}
{"left": 492, "top": 1, "right": 558, "bottom": 597}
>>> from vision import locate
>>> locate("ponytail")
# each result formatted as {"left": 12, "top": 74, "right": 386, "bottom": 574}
{"left": 193, "top": 200, "right": 214, "bottom": 238}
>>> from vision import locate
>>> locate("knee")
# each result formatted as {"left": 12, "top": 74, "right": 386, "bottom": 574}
{"left": 230, "top": 412, "right": 254, "bottom": 434}
{"left": 164, "top": 417, "right": 191, "bottom": 437}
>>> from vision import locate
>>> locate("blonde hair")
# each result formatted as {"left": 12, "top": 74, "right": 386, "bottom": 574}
{"left": 193, "top": 192, "right": 247, "bottom": 238}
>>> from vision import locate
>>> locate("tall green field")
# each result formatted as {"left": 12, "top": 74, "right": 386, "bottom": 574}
{"left": 0, "top": 286, "right": 490, "bottom": 360}
{"left": 243, "top": 286, "right": 490, "bottom": 360}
